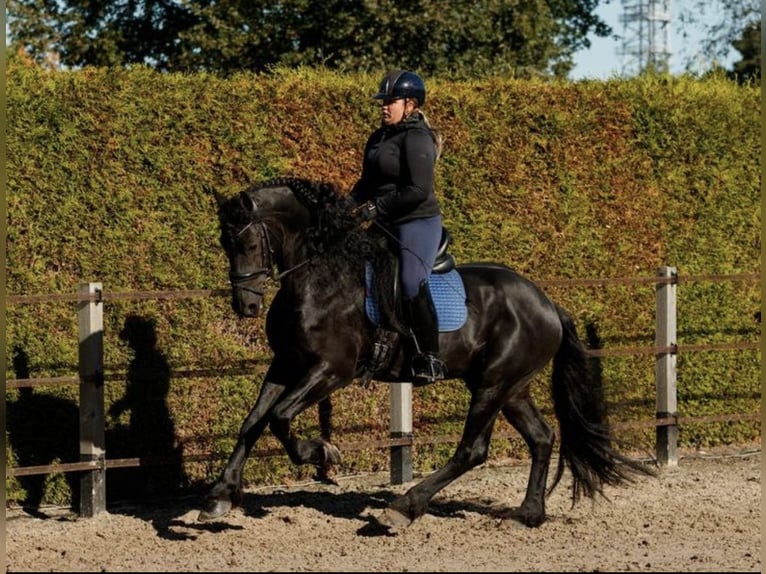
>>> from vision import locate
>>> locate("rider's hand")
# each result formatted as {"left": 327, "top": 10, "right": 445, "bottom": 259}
{"left": 353, "top": 201, "right": 378, "bottom": 222}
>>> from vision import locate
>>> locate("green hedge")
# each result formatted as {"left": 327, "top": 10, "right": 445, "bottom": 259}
{"left": 5, "top": 64, "right": 760, "bottom": 506}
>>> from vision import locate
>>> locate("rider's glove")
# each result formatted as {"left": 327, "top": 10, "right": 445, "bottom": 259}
{"left": 354, "top": 201, "right": 378, "bottom": 222}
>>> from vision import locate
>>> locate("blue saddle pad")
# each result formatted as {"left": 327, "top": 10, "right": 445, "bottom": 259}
{"left": 364, "top": 262, "right": 468, "bottom": 332}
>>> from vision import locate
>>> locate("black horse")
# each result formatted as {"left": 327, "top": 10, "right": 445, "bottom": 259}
{"left": 200, "top": 177, "right": 654, "bottom": 529}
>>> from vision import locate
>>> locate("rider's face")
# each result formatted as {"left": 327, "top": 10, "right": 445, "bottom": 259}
{"left": 380, "top": 97, "right": 416, "bottom": 126}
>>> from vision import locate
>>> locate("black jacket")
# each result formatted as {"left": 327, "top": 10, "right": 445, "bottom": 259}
{"left": 351, "top": 113, "right": 441, "bottom": 224}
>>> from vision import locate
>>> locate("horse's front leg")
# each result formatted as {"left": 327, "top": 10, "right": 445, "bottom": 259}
{"left": 198, "top": 379, "right": 285, "bottom": 521}
{"left": 268, "top": 360, "right": 350, "bottom": 474}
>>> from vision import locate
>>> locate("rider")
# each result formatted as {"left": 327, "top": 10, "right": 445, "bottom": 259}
{"left": 351, "top": 69, "right": 446, "bottom": 385}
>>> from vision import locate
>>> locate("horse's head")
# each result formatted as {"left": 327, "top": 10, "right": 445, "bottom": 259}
{"left": 215, "top": 188, "right": 276, "bottom": 317}
{"left": 213, "top": 178, "right": 362, "bottom": 317}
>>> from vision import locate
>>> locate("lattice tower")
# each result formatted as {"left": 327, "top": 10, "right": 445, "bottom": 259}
{"left": 619, "top": 0, "right": 672, "bottom": 75}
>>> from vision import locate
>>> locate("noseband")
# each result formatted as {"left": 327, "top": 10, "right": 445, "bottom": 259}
{"left": 228, "top": 219, "right": 275, "bottom": 296}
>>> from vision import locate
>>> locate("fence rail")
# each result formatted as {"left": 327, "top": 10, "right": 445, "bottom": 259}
{"left": 5, "top": 268, "right": 761, "bottom": 516}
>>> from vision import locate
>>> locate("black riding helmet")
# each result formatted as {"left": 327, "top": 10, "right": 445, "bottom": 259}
{"left": 373, "top": 70, "right": 426, "bottom": 106}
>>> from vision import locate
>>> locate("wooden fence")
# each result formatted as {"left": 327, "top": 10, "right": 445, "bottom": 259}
{"left": 5, "top": 267, "right": 761, "bottom": 517}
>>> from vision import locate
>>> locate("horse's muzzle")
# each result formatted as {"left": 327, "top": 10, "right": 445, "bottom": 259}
{"left": 232, "top": 293, "right": 263, "bottom": 317}
{"left": 229, "top": 269, "right": 269, "bottom": 317}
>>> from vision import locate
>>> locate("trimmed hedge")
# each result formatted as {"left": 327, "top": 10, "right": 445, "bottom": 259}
{"left": 5, "top": 64, "right": 760, "bottom": 506}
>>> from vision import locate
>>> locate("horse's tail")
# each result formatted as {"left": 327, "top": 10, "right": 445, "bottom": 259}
{"left": 548, "top": 305, "right": 655, "bottom": 504}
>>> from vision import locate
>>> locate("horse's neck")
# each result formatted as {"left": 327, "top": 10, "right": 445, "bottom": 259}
{"left": 263, "top": 202, "right": 312, "bottom": 271}
{"left": 278, "top": 233, "right": 313, "bottom": 271}
{"left": 278, "top": 234, "right": 361, "bottom": 293}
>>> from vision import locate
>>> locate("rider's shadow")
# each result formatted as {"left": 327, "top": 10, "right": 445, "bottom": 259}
{"left": 6, "top": 345, "right": 81, "bottom": 516}
{"left": 107, "top": 315, "right": 187, "bottom": 502}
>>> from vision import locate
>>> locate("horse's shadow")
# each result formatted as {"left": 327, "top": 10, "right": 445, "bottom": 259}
{"left": 110, "top": 482, "right": 529, "bottom": 540}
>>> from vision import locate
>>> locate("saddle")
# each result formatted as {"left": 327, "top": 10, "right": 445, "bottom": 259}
{"left": 375, "top": 226, "right": 456, "bottom": 305}
{"left": 359, "top": 226, "right": 467, "bottom": 385}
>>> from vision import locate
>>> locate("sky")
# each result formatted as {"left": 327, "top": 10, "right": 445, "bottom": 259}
{"left": 570, "top": 0, "right": 739, "bottom": 80}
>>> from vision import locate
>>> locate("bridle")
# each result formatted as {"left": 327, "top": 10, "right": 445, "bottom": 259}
{"left": 227, "top": 214, "right": 317, "bottom": 296}
{"left": 227, "top": 219, "right": 275, "bottom": 297}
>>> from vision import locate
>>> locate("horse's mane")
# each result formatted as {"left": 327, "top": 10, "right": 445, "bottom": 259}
{"left": 254, "top": 177, "right": 371, "bottom": 257}
{"left": 255, "top": 177, "right": 405, "bottom": 333}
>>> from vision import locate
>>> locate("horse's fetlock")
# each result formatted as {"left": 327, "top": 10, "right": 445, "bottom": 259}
{"left": 322, "top": 441, "right": 342, "bottom": 466}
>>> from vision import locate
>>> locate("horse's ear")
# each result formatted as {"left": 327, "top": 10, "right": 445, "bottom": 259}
{"left": 205, "top": 184, "right": 228, "bottom": 208}
{"left": 239, "top": 191, "right": 257, "bottom": 213}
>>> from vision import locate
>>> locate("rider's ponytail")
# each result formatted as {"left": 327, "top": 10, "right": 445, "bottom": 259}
{"left": 419, "top": 111, "right": 443, "bottom": 162}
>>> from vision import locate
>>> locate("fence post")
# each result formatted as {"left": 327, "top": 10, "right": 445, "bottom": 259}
{"left": 390, "top": 382, "right": 413, "bottom": 484}
{"left": 78, "top": 282, "right": 106, "bottom": 516}
{"left": 655, "top": 267, "right": 678, "bottom": 467}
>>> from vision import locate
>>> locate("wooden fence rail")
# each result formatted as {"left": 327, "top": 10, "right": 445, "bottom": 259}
{"left": 5, "top": 268, "right": 761, "bottom": 517}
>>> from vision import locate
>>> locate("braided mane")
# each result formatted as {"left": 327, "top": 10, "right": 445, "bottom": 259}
{"left": 256, "top": 177, "right": 364, "bottom": 256}
{"left": 257, "top": 177, "right": 342, "bottom": 211}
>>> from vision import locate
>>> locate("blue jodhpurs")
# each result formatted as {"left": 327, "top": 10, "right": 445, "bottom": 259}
{"left": 395, "top": 215, "right": 442, "bottom": 300}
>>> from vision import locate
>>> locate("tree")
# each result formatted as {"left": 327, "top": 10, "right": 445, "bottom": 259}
{"left": 728, "top": 20, "right": 760, "bottom": 84}
{"left": 6, "top": 0, "right": 611, "bottom": 78}
{"left": 675, "top": 0, "right": 760, "bottom": 72}
{"left": 7, "top": 0, "right": 199, "bottom": 69}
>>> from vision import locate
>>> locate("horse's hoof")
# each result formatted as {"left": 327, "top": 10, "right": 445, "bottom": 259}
{"left": 314, "top": 467, "right": 339, "bottom": 486}
{"left": 518, "top": 503, "right": 546, "bottom": 527}
{"left": 375, "top": 507, "right": 412, "bottom": 531}
{"left": 197, "top": 498, "right": 233, "bottom": 522}
{"left": 524, "top": 514, "right": 546, "bottom": 528}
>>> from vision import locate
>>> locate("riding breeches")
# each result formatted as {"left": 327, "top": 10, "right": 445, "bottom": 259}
{"left": 395, "top": 215, "right": 442, "bottom": 300}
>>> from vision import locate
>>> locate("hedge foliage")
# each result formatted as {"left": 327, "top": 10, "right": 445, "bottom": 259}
{"left": 5, "top": 64, "right": 760, "bottom": 506}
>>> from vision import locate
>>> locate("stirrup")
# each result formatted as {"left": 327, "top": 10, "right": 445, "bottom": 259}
{"left": 410, "top": 353, "right": 446, "bottom": 385}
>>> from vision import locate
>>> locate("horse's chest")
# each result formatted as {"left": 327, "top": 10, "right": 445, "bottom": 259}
{"left": 299, "top": 291, "right": 350, "bottom": 332}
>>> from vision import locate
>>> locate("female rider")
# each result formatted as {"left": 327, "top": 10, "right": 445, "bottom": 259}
{"left": 352, "top": 69, "right": 446, "bottom": 385}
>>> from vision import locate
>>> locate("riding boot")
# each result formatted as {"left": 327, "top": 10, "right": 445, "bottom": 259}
{"left": 405, "top": 281, "right": 446, "bottom": 385}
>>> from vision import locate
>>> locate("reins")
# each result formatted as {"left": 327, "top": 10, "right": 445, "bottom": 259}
{"left": 273, "top": 257, "right": 316, "bottom": 281}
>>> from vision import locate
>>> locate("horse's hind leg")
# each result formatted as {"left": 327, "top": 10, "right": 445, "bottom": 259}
{"left": 501, "top": 393, "right": 555, "bottom": 527}
{"left": 198, "top": 379, "right": 285, "bottom": 521}
{"left": 314, "top": 396, "right": 335, "bottom": 483}
{"left": 377, "top": 385, "right": 505, "bottom": 529}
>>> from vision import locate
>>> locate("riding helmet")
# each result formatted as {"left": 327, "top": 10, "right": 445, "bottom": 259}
{"left": 373, "top": 70, "right": 426, "bottom": 106}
